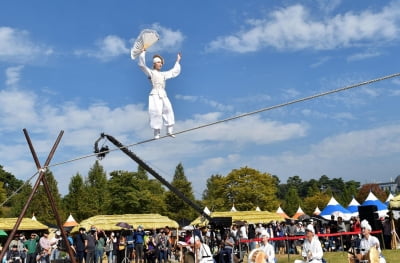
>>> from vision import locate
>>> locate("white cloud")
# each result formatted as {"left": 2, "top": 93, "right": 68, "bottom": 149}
{"left": 75, "top": 35, "right": 129, "bottom": 61}
{"left": 206, "top": 3, "right": 400, "bottom": 53}
{"left": 347, "top": 49, "right": 382, "bottom": 61}
{"left": 0, "top": 27, "right": 53, "bottom": 63}
{"left": 310, "top": 56, "right": 332, "bottom": 68}
{"left": 238, "top": 123, "right": 400, "bottom": 185}
{"left": 5, "top": 65, "right": 24, "bottom": 87}
{"left": 75, "top": 24, "right": 184, "bottom": 61}
{"left": 175, "top": 94, "right": 234, "bottom": 111}
{"left": 149, "top": 23, "right": 185, "bottom": 53}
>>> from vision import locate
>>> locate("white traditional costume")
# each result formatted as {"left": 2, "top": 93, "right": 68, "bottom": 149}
{"left": 259, "top": 231, "right": 275, "bottom": 263}
{"left": 138, "top": 51, "right": 181, "bottom": 139}
{"left": 358, "top": 220, "right": 386, "bottom": 263}
{"left": 294, "top": 225, "right": 323, "bottom": 263}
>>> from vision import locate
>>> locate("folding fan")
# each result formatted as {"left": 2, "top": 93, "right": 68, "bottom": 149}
{"left": 130, "top": 29, "right": 160, "bottom": 60}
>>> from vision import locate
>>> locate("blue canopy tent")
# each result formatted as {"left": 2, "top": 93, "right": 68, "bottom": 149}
{"left": 347, "top": 197, "right": 360, "bottom": 217}
{"left": 320, "top": 196, "right": 352, "bottom": 220}
{"left": 361, "top": 192, "right": 388, "bottom": 218}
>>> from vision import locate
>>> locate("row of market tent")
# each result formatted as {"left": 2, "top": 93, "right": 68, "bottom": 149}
{"left": 276, "top": 191, "right": 396, "bottom": 221}
{"left": 1, "top": 192, "right": 400, "bottom": 235}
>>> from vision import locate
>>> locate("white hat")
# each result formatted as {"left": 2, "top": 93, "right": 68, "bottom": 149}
{"left": 361, "top": 219, "right": 372, "bottom": 231}
{"left": 305, "top": 224, "right": 315, "bottom": 234}
{"left": 260, "top": 230, "right": 270, "bottom": 238}
{"left": 153, "top": 56, "right": 163, "bottom": 64}
{"left": 55, "top": 230, "right": 61, "bottom": 235}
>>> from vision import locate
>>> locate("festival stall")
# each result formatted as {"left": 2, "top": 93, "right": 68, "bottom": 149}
{"left": 71, "top": 214, "right": 178, "bottom": 232}
{"left": 190, "top": 210, "right": 285, "bottom": 226}
{"left": 0, "top": 217, "right": 48, "bottom": 231}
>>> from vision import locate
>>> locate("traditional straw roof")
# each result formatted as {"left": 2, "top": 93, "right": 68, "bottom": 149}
{"left": 71, "top": 214, "right": 178, "bottom": 232}
{"left": 190, "top": 210, "right": 285, "bottom": 226}
{"left": 0, "top": 218, "right": 48, "bottom": 231}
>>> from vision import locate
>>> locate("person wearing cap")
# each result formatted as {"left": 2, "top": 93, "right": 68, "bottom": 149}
{"left": 294, "top": 224, "right": 323, "bottom": 263}
{"left": 138, "top": 48, "right": 182, "bottom": 139}
{"left": 259, "top": 230, "right": 275, "bottom": 263}
{"left": 356, "top": 220, "right": 386, "bottom": 263}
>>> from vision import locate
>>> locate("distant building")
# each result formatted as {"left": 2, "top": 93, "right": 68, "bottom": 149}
{"left": 378, "top": 175, "right": 400, "bottom": 193}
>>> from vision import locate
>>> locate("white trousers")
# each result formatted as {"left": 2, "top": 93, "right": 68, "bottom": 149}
{"left": 148, "top": 94, "right": 174, "bottom": 130}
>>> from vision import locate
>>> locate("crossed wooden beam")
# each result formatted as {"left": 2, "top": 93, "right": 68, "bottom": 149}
{"left": 0, "top": 129, "right": 76, "bottom": 263}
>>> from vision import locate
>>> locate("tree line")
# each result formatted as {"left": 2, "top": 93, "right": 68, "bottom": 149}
{"left": 0, "top": 162, "right": 391, "bottom": 226}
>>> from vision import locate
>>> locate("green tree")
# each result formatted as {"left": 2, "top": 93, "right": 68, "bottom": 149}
{"left": 302, "top": 191, "right": 330, "bottom": 215}
{"left": 106, "top": 170, "right": 141, "bottom": 214}
{"left": 0, "top": 165, "right": 24, "bottom": 206}
{"left": 83, "top": 161, "right": 109, "bottom": 216}
{"left": 283, "top": 186, "right": 302, "bottom": 216}
{"left": 224, "top": 167, "right": 278, "bottom": 211}
{"left": 129, "top": 165, "right": 167, "bottom": 214}
{"left": 165, "top": 163, "right": 198, "bottom": 225}
{"left": 11, "top": 170, "right": 64, "bottom": 225}
{"left": 339, "top": 180, "right": 360, "bottom": 205}
{"left": 0, "top": 181, "right": 6, "bottom": 215}
{"left": 62, "top": 173, "right": 87, "bottom": 221}
{"left": 202, "top": 174, "right": 227, "bottom": 211}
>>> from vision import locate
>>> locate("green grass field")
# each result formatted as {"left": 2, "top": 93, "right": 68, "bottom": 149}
{"left": 274, "top": 250, "right": 399, "bottom": 263}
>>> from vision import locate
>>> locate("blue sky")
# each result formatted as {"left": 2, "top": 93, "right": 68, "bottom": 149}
{"left": 1, "top": 0, "right": 399, "bottom": 199}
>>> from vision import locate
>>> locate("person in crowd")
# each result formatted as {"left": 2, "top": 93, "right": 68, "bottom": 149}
{"left": 6, "top": 245, "right": 25, "bottom": 263}
{"left": 294, "top": 224, "right": 323, "bottom": 263}
{"left": 157, "top": 230, "right": 170, "bottom": 263}
{"left": 126, "top": 228, "right": 135, "bottom": 261}
{"left": 218, "top": 232, "right": 234, "bottom": 263}
{"left": 382, "top": 217, "right": 392, "bottom": 249}
{"left": 95, "top": 229, "right": 106, "bottom": 263}
{"left": 74, "top": 227, "right": 87, "bottom": 263}
{"left": 275, "top": 222, "right": 286, "bottom": 254}
{"left": 286, "top": 220, "right": 297, "bottom": 254}
{"left": 247, "top": 224, "right": 256, "bottom": 251}
{"left": 39, "top": 230, "right": 54, "bottom": 263}
{"left": 116, "top": 232, "right": 126, "bottom": 263}
{"left": 144, "top": 236, "right": 157, "bottom": 263}
{"left": 134, "top": 226, "right": 145, "bottom": 263}
{"left": 24, "top": 233, "right": 39, "bottom": 263}
{"left": 50, "top": 231, "right": 62, "bottom": 261}
{"left": 85, "top": 226, "right": 97, "bottom": 263}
